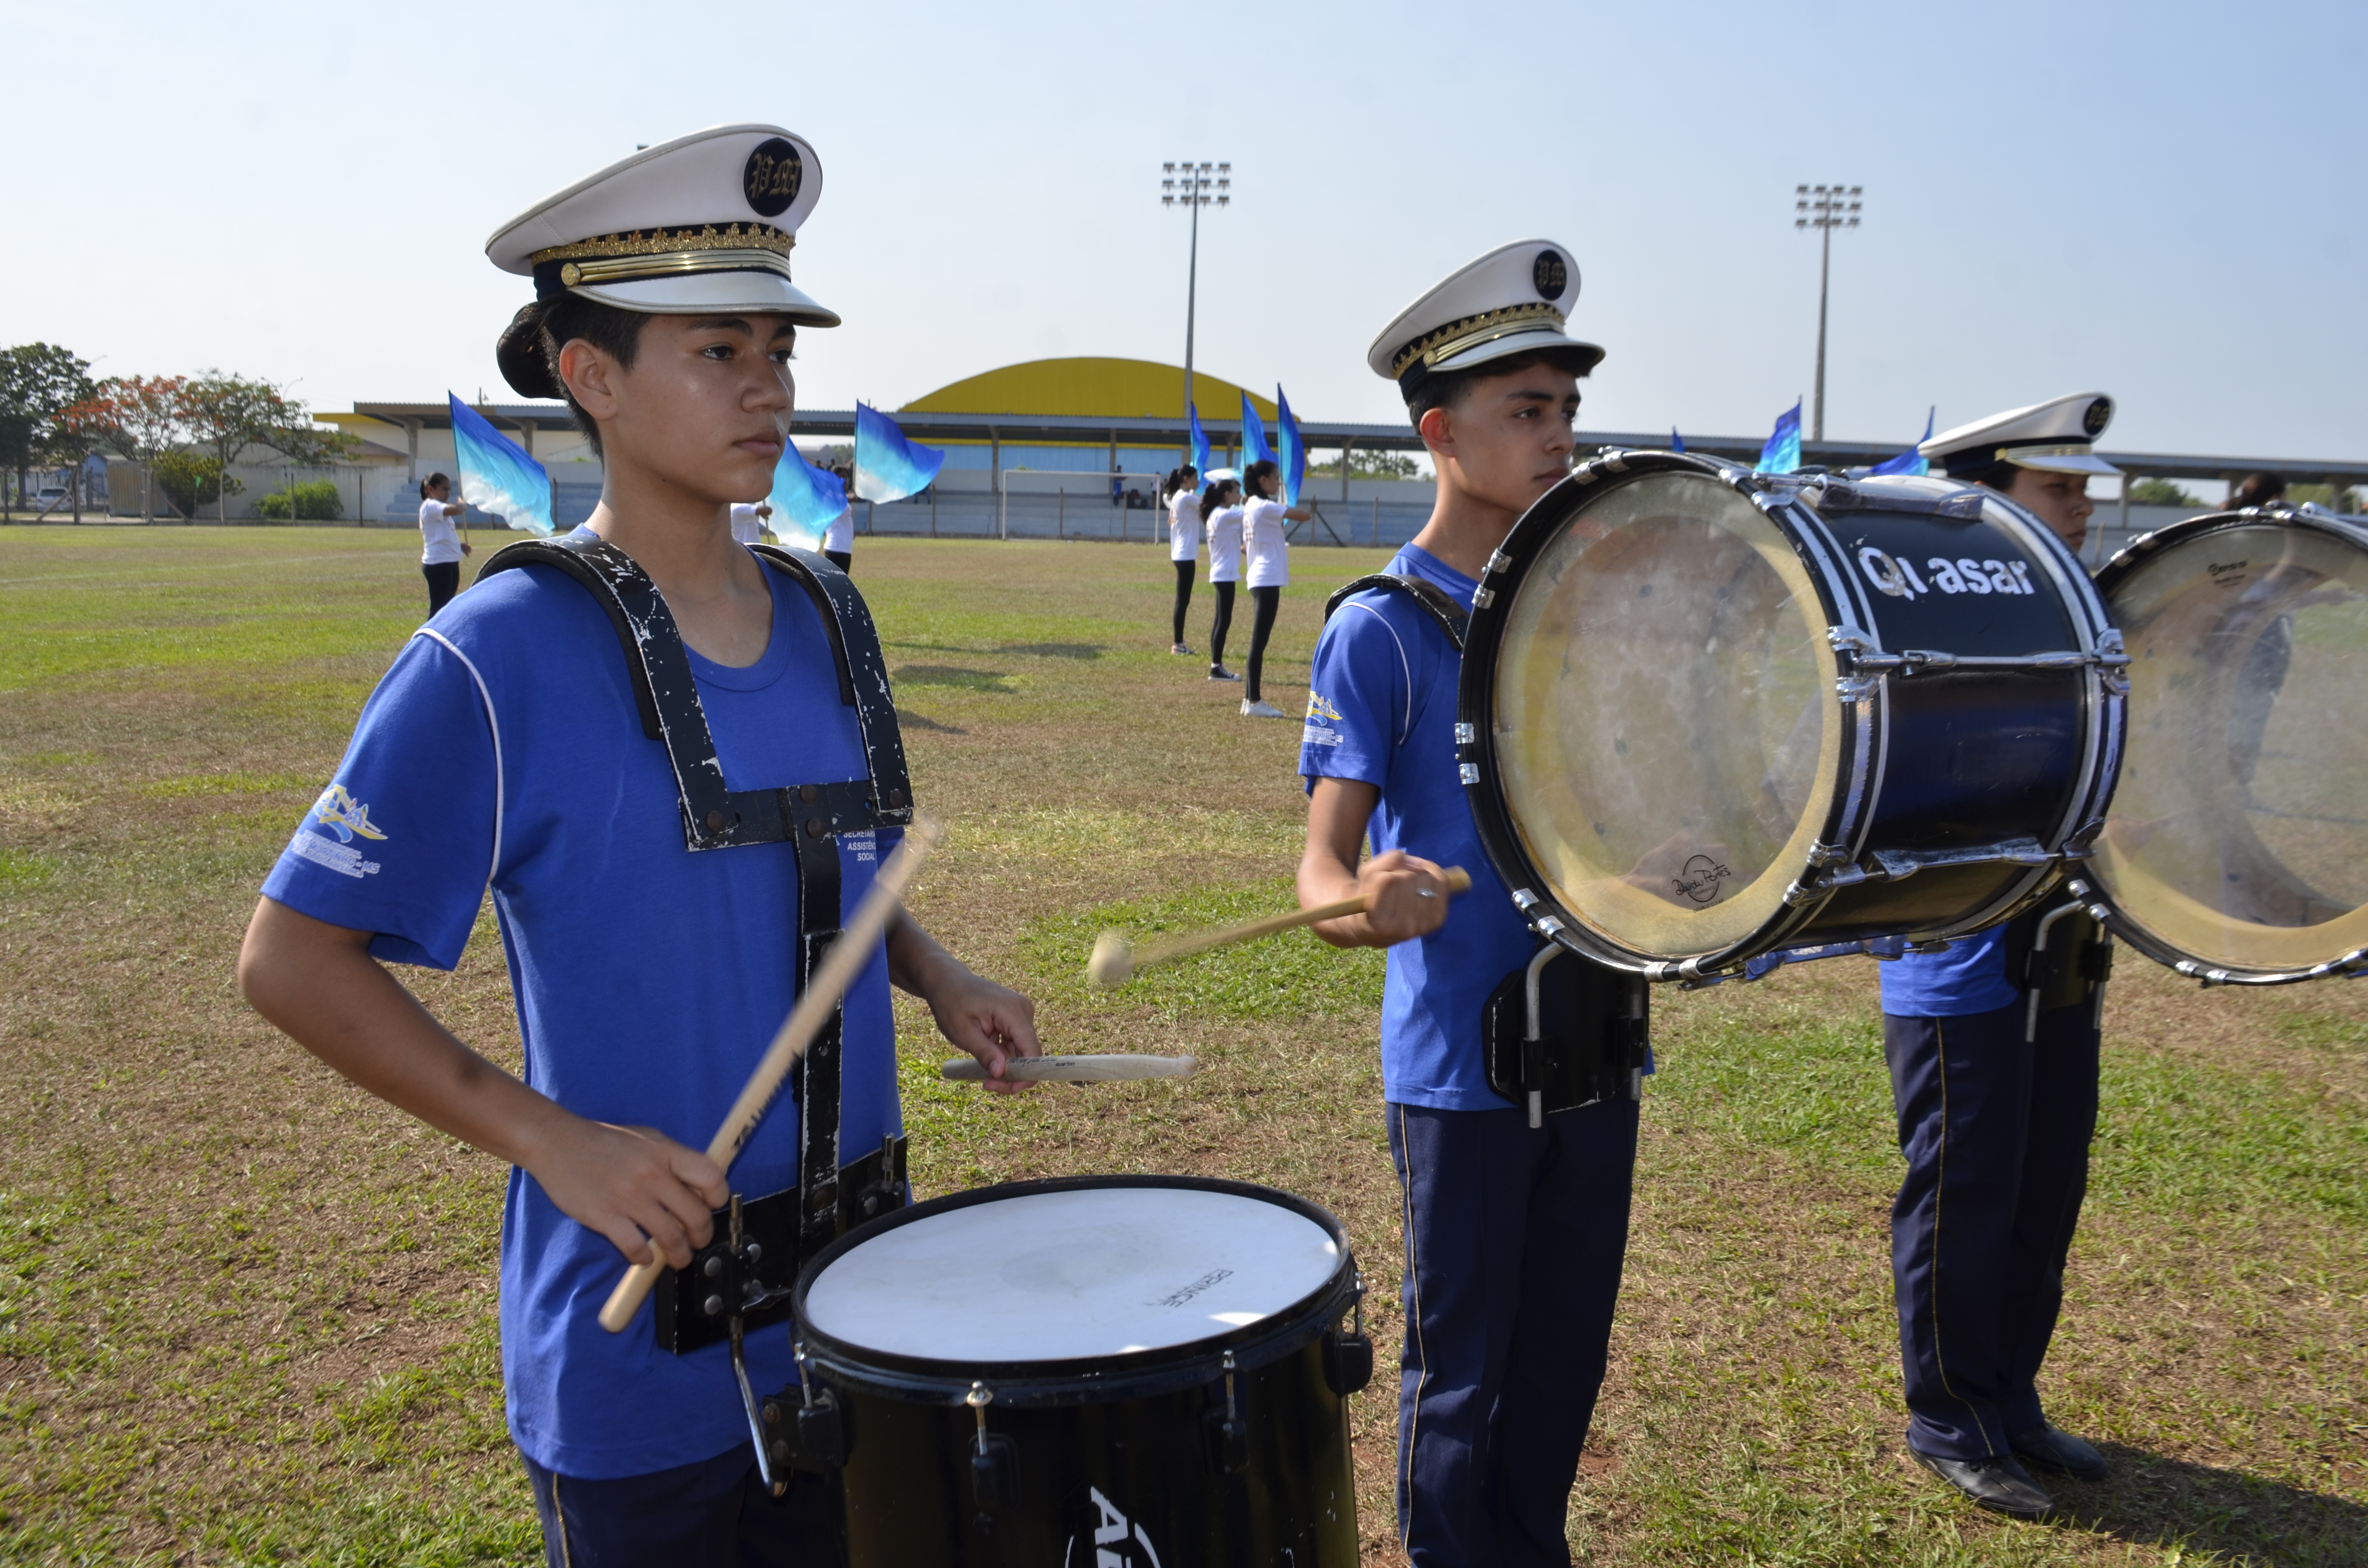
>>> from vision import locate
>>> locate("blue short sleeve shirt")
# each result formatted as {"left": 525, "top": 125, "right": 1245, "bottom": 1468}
{"left": 1299, "top": 545, "right": 1537, "bottom": 1111}
{"left": 1878, "top": 926, "right": 2017, "bottom": 1017}
{"left": 260, "top": 547, "right": 898, "bottom": 1479}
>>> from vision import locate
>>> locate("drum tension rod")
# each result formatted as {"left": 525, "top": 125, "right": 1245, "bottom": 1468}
{"left": 967, "top": 1381, "right": 1021, "bottom": 1509}
{"left": 1205, "top": 1350, "right": 1250, "bottom": 1477}
{"left": 760, "top": 1342, "right": 846, "bottom": 1487}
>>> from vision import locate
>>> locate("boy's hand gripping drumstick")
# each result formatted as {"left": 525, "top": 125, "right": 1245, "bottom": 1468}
{"left": 1087, "top": 866, "right": 1472, "bottom": 987}
{"left": 598, "top": 817, "right": 942, "bottom": 1333}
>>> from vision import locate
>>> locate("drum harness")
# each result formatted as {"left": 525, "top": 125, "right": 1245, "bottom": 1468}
{"left": 479, "top": 533, "right": 909, "bottom": 1493}
{"left": 1325, "top": 575, "right": 1651, "bottom": 1130}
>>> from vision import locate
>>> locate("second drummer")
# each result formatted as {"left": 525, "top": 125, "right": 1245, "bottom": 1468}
{"left": 1875, "top": 392, "right": 2123, "bottom": 1519}
{"left": 1296, "top": 242, "right": 1625, "bottom": 1566}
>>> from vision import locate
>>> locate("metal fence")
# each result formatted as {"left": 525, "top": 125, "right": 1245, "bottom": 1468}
{"left": 854, "top": 486, "right": 1433, "bottom": 548}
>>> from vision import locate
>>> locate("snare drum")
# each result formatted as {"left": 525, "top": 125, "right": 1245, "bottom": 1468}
{"left": 2075, "top": 504, "right": 2368, "bottom": 984}
{"left": 1455, "top": 451, "right": 2126, "bottom": 979}
{"left": 788, "top": 1175, "right": 1368, "bottom": 1566}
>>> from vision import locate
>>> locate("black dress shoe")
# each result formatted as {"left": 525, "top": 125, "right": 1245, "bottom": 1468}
{"left": 2012, "top": 1423, "right": 2108, "bottom": 1481}
{"left": 1909, "top": 1447, "right": 2055, "bottom": 1519}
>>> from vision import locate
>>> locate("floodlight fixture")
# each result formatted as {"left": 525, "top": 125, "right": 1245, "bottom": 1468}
{"left": 1795, "top": 182, "right": 1864, "bottom": 441}
{"left": 1161, "top": 160, "right": 1234, "bottom": 420}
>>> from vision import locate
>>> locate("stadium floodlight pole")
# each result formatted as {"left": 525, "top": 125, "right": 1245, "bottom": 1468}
{"left": 1795, "top": 183, "right": 1862, "bottom": 442}
{"left": 1162, "top": 160, "right": 1231, "bottom": 424}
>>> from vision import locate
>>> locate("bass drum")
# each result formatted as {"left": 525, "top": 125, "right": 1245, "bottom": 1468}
{"left": 1455, "top": 451, "right": 2126, "bottom": 980}
{"left": 792, "top": 1175, "right": 1367, "bottom": 1567}
{"left": 2073, "top": 504, "right": 2368, "bottom": 984}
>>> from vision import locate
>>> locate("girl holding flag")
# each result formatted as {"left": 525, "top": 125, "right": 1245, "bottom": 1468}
{"left": 1201, "top": 474, "right": 1244, "bottom": 682}
{"left": 1239, "top": 458, "right": 1312, "bottom": 717}
{"left": 1162, "top": 463, "right": 1201, "bottom": 654}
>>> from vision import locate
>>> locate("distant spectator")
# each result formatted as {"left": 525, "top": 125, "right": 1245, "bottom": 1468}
{"left": 2229, "top": 472, "right": 2286, "bottom": 510}
{"left": 417, "top": 473, "right": 469, "bottom": 616}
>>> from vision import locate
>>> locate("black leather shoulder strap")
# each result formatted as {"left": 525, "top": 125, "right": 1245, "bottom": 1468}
{"left": 476, "top": 535, "right": 913, "bottom": 849}
{"left": 1323, "top": 572, "right": 1469, "bottom": 650}
{"left": 747, "top": 544, "right": 912, "bottom": 819}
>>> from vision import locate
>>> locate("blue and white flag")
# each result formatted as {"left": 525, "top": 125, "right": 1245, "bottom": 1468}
{"left": 853, "top": 403, "right": 944, "bottom": 503}
{"left": 1870, "top": 406, "right": 1935, "bottom": 477}
{"left": 1239, "top": 392, "right": 1275, "bottom": 469}
{"left": 1756, "top": 400, "right": 1803, "bottom": 476}
{"left": 1670, "top": 427, "right": 1686, "bottom": 453}
{"left": 1188, "top": 402, "right": 1214, "bottom": 478}
{"left": 1277, "top": 386, "right": 1307, "bottom": 506}
{"left": 765, "top": 442, "right": 848, "bottom": 550}
{"left": 448, "top": 393, "right": 553, "bottom": 535}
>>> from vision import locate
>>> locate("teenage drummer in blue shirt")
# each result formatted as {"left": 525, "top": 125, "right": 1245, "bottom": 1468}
{"left": 1296, "top": 242, "right": 1628, "bottom": 1567}
{"left": 1879, "top": 392, "right": 2122, "bottom": 1519}
{"left": 236, "top": 126, "right": 1043, "bottom": 1564}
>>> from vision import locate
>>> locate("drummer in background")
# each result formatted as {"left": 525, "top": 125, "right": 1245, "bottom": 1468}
{"left": 1298, "top": 241, "right": 1621, "bottom": 1566}
{"left": 1877, "top": 392, "right": 2123, "bottom": 1519}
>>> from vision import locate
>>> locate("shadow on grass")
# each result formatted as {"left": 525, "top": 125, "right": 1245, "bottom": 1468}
{"left": 893, "top": 664, "right": 1017, "bottom": 692}
{"left": 999, "top": 641, "right": 1103, "bottom": 660}
{"left": 2052, "top": 1445, "right": 2368, "bottom": 1567}
{"left": 895, "top": 710, "right": 968, "bottom": 735}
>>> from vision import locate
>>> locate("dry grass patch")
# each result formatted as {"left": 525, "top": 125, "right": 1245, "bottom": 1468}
{"left": 1, "top": 531, "right": 2361, "bottom": 1565}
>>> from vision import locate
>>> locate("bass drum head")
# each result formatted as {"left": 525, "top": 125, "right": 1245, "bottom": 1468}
{"left": 1490, "top": 466, "right": 1842, "bottom": 959}
{"left": 2093, "top": 511, "right": 2368, "bottom": 981}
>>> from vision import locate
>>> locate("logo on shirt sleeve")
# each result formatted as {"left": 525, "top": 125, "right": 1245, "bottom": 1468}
{"left": 1303, "top": 692, "right": 1346, "bottom": 747}
{"left": 292, "top": 784, "right": 385, "bottom": 878}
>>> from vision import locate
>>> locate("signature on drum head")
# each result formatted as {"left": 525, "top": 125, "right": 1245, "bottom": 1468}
{"left": 1674, "top": 855, "right": 1733, "bottom": 906}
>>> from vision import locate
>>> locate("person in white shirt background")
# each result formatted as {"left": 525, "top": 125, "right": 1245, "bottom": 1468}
{"left": 416, "top": 472, "right": 469, "bottom": 616}
{"left": 1200, "top": 475, "right": 1244, "bottom": 683}
{"left": 824, "top": 464, "right": 856, "bottom": 572}
{"left": 726, "top": 500, "right": 774, "bottom": 545}
{"left": 1238, "top": 458, "right": 1312, "bottom": 717}
{"left": 1162, "top": 463, "right": 1202, "bottom": 655}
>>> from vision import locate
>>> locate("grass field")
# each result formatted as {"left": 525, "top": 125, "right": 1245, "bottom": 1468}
{"left": 1, "top": 526, "right": 2363, "bottom": 1567}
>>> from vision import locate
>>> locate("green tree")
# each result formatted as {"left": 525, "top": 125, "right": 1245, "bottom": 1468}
{"left": 151, "top": 452, "right": 242, "bottom": 519}
{"left": 62, "top": 376, "right": 189, "bottom": 522}
{"left": 1307, "top": 449, "right": 1427, "bottom": 480}
{"left": 0, "top": 343, "right": 96, "bottom": 518}
{"left": 180, "top": 372, "right": 351, "bottom": 523}
{"left": 2128, "top": 478, "right": 2202, "bottom": 507}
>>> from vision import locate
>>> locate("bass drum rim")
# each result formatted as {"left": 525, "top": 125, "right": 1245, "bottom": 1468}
{"left": 1458, "top": 451, "right": 1861, "bottom": 977}
{"left": 2080, "top": 505, "right": 2368, "bottom": 986}
{"left": 792, "top": 1173, "right": 1359, "bottom": 1408}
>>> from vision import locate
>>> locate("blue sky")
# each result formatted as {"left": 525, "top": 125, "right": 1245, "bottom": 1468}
{"left": 4, "top": 0, "right": 2360, "bottom": 462}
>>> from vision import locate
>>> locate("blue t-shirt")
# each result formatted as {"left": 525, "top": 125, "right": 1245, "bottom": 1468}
{"left": 1300, "top": 545, "right": 1538, "bottom": 1111}
{"left": 1878, "top": 926, "right": 2016, "bottom": 1017}
{"left": 260, "top": 547, "right": 899, "bottom": 1479}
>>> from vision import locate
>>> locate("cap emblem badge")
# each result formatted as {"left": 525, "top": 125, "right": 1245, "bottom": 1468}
{"left": 2083, "top": 397, "right": 2112, "bottom": 436}
{"left": 743, "top": 138, "right": 803, "bottom": 218}
{"left": 1532, "top": 249, "right": 1568, "bottom": 300}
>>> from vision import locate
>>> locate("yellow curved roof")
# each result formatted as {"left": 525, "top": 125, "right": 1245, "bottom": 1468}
{"left": 901, "top": 357, "right": 1276, "bottom": 422}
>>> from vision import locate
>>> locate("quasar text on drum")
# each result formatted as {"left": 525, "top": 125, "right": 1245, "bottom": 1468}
{"left": 1856, "top": 545, "right": 2037, "bottom": 600}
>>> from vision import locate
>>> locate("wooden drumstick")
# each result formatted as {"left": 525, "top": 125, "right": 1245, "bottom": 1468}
{"left": 941, "top": 1053, "right": 1199, "bottom": 1083}
{"left": 1087, "top": 866, "right": 1473, "bottom": 987}
{"left": 597, "top": 815, "right": 942, "bottom": 1334}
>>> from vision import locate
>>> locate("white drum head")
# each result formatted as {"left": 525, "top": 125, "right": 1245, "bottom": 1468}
{"left": 1492, "top": 469, "right": 1841, "bottom": 957}
{"left": 803, "top": 1186, "right": 1341, "bottom": 1363}
{"left": 2097, "top": 516, "right": 2368, "bottom": 976}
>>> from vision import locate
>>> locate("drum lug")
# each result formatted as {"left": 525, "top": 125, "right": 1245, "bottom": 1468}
{"left": 966, "top": 1382, "right": 1021, "bottom": 1509}
{"left": 1470, "top": 585, "right": 1496, "bottom": 609}
{"left": 1324, "top": 1283, "right": 1375, "bottom": 1397}
{"left": 1204, "top": 1351, "right": 1251, "bottom": 1476}
{"left": 1485, "top": 550, "right": 1513, "bottom": 577}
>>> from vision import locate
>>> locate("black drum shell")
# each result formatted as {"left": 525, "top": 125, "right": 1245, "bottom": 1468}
{"left": 1456, "top": 452, "right": 2120, "bottom": 977}
{"left": 792, "top": 1175, "right": 1363, "bottom": 1568}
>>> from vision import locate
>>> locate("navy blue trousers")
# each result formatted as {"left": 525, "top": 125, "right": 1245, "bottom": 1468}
{"left": 1387, "top": 1098, "right": 1638, "bottom": 1568}
{"left": 524, "top": 1445, "right": 839, "bottom": 1567}
{"left": 1883, "top": 999, "right": 2101, "bottom": 1461}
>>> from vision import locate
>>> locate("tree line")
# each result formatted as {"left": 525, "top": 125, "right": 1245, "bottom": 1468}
{"left": 0, "top": 343, "right": 349, "bottom": 523}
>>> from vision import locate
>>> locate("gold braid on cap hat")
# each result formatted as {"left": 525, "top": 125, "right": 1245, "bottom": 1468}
{"left": 531, "top": 223, "right": 795, "bottom": 288}
{"left": 1391, "top": 302, "right": 1566, "bottom": 379}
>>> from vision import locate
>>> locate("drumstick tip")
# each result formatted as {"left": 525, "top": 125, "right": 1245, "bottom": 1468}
{"left": 1087, "top": 930, "right": 1133, "bottom": 988}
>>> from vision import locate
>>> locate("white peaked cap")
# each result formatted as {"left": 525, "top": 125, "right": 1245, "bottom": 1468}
{"left": 1367, "top": 240, "right": 1603, "bottom": 398}
{"left": 485, "top": 123, "right": 838, "bottom": 325}
{"left": 1921, "top": 392, "right": 2119, "bottom": 477}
